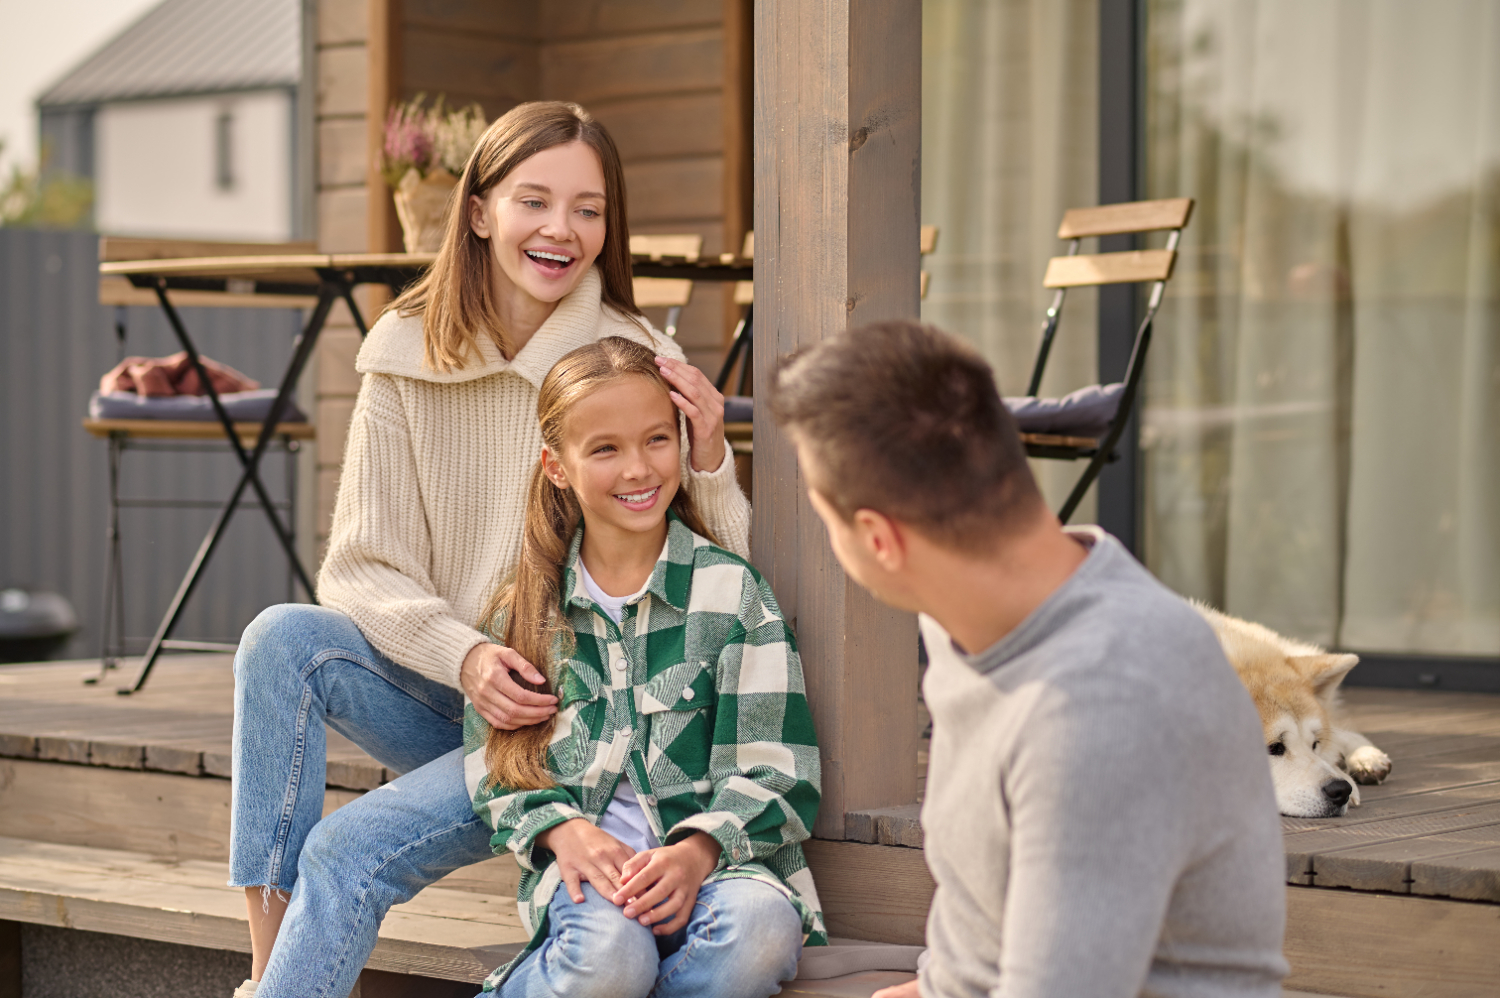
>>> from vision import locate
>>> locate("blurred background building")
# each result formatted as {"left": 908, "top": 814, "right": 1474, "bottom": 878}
{"left": 37, "top": 0, "right": 308, "bottom": 240}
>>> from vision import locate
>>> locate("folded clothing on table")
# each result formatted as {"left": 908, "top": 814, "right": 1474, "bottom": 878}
{"left": 100, "top": 351, "right": 260, "bottom": 397}
{"left": 90, "top": 389, "right": 308, "bottom": 423}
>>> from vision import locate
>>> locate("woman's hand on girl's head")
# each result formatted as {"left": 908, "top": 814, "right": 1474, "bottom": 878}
{"left": 612, "top": 831, "right": 722, "bottom": 935}
{"left": 537, "top": 818, "right": 636, "bottom": 905}
{"left": 460, "top": 643, "right": 558, "bottom": 730}
{"left": 654, "top": 357, "right": 728, "bottom": 473}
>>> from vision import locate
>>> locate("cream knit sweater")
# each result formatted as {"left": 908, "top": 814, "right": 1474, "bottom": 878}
{"left": 316, "top": 268, "right": 751, "bottom": 689}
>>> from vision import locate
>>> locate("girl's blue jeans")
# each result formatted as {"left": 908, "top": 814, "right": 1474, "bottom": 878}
{"left": 230, "top": 604, "right": 803, "bottom": 998}
{"left": 499, "top": 880, "right": 803, "bottom": 998}
{"left": 230, "top": 603, "right": 495, "bottom": 998}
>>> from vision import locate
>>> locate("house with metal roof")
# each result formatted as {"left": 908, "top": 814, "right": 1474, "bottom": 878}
{"left": 37, "top": 0, "right": 307, "bottom": 240}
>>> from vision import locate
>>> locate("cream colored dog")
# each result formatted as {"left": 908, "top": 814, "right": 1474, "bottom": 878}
{"left": 1195, "top": 603, "right": 1392, "bottom": 818}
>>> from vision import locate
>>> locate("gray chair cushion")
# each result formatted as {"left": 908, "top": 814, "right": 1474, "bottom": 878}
{"left": 660, "top": 387, "right": 1121, "bottom": 438}
{"left": 90, "top": 390, "right": 308, "bottom": 423}
{"left": 723, "top": 395, "right": 754, "bottom": 423}
{"left": 1003, "top": 382, "right": 1123, "bottom": 437}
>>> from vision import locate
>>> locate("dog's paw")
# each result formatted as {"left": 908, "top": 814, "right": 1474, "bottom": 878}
{"left": 1345, "top": 745, "right": 1392, "bottom": 785}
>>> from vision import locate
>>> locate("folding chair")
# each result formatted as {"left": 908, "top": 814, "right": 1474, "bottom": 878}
{"left": 630, "top": 234, "right": 703, "bottom": 338}
{"left": 716, "top": 231, "right": 759, "bottom": 403}
{"left": 84, "top": 415, "right": 312, "bottom": 677}
{"left": 1017, "top": 198, "right": 1194, "bottom": 522}
{"left": 715, "top": 225, "right": 938, "bottom": 400}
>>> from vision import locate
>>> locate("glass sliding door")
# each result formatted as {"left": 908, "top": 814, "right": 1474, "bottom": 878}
{"left": 921, "top": 0, "right": 1101, "bottom": 516}
{"left": 1142, "top": 0, "right": 1500, "bottom": 655}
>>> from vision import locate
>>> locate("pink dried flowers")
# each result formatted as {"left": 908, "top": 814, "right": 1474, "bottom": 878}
{"left": 380, "top": 95, "right": 489, "bottom": 189}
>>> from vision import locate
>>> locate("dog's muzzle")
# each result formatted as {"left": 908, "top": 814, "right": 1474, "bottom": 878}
{"left": 1321, "top": 778, "right": 1353, "bottom": 808}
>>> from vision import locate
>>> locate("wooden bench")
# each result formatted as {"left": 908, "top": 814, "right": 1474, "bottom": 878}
{"left": 0, "top": 834, "right": 920, "bottom": 997}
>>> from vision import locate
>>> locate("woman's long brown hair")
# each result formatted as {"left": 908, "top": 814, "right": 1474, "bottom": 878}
{"left": 479, "top": 336, "right": 718, "bottom": 791}
{"left": 388, "top": 101, "right": 641, "bottom": 372}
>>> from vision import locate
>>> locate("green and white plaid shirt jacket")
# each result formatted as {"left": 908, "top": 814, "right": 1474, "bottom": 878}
{"left": 463, "top": 513, "right": 826, "bottom": 990}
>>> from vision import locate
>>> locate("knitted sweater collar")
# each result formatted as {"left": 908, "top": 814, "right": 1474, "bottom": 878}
{"left": 355, "top": 267, "right": 648, "bottom": 388}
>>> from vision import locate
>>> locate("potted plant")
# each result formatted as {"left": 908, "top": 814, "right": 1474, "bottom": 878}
{"left": 381, "top": 96, "right": 488, "bottom": 253}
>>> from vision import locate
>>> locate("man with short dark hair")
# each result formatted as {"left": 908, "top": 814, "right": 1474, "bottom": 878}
{"left": 771, "top": 321, "right": 1288, "bottom": 998}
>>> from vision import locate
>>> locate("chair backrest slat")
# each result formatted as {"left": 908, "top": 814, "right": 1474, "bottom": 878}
{"left": 632, "top": 277, "right": 694, "bottom": 308}
{"left": 629, "top": 233, "right": 703, "bottom": 262}
{"left": 1056, "top": 198, "right": 1193, "bottom": 240}
{"left": 1042, "top": 249, "right": 1176, "bottom": 289}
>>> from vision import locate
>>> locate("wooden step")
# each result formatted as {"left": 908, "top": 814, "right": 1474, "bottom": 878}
{"left": 0, "top": 836, "right": 919, "bottom": 995}
{"left": 0, "top": 756, "right": 521, "bottom": 896}
{"left": 0, "top": 836, "right": 528, "bottom": 982}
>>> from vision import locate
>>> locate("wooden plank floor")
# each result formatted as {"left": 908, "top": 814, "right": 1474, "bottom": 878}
{"left": 4, "top": 658, "right": 1499, "bottom": 905}
{"left": 860, "top": 687, "right": 1500, "bottom": 906}
{"left": 0, "top": 654, "right": 386, "bottom": 789}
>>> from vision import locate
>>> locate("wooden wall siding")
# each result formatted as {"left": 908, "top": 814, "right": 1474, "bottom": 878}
{"left": 538, "top": 1, "right": 722, "bottom": 38}
{"left": 752, "top": 0, "right": 923, "bottom": 838}
{"left": 399, "top": 29, "right": 539, "bottom": 115}
{"left": 539, "top": 13, "right": 736, "bottom": 375}
{"left": 313, "top": 0, "right": 375, "bottom": 552}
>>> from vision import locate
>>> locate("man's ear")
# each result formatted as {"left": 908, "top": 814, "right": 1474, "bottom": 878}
{"left": 468, "top": 193, "right": 490, "bottom": 239}
{"left": 851, "top": 508, "right": 906, "bottom": 572}
{"left": 540, "top": 446, "right": 569, "bottom": 490}
{"left": 1290, "top": 653, "right": 1360, "bottom": 700}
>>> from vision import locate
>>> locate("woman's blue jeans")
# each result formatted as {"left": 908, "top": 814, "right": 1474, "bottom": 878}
{"left": 229, "top": 603, "right": 495, "bottom": 998}
{"left": 499, "top": 880, "right": 803, "bottom": 998}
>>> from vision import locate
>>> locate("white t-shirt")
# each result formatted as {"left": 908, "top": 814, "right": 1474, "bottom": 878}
{"left": 578, "top": 559, "right": 661, "bottom": 855}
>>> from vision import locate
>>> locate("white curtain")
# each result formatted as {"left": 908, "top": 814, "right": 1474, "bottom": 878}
{"left": 922, "top": 0, "right": 1101, "bottom": 517}
{"left": 1143, "top": 0, "right": 1500, "bottom": 654}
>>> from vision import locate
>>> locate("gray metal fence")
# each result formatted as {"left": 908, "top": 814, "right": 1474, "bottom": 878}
{"left": 0, "top": 228, "right": 310, "bottom": 661}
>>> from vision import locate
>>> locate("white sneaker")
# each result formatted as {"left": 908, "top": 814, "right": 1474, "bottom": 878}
{"left": 232, "top": 981, "right": 259, "bottom": 998}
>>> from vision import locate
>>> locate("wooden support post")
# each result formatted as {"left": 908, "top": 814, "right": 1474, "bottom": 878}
{"left": 752, "top": 0, "right": 923, "bottom": 839}
{"left": 367, "top": 0, "right": 402, "bottom": 256}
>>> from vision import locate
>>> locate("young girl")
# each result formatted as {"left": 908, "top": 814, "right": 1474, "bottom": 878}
{"left": 464, "top": 337, "right": 826, "bottom": 998}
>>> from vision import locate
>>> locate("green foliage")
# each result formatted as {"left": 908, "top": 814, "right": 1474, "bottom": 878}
{"left": 0, "top": 140, "right": 94, "bottom": 229}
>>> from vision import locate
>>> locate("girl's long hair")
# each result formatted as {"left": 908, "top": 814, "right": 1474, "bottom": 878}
{"left": 480, "top": 336, "right": 718, "bottom": 790}
{"left": 389, "top": 101, "right": 641, "bottom": 372}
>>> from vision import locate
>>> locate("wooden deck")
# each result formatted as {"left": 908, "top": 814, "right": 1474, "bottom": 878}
{"left": 2, "top": 657, "right": 1497, "bottom": 895}
{"left": 1, "top": 656, "right": 1497, "bottom": 996}
{"left": 0, "top": 654, "right": 390, "bottom": 791}
{"left": 0, "top": 655, "right": 931, "bottom": 996}
{"left": 854, "top": 688, "right": 1500, "bottom": 906}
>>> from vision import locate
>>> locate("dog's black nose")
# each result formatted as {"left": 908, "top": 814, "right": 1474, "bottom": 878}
{"left": 1322, "top": 779, "right": 1353, "bottom": 806}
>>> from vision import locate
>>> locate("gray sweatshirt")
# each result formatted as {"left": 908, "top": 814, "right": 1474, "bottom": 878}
{"left": 917, "top": 527, "right": 1288, "bottom": 998}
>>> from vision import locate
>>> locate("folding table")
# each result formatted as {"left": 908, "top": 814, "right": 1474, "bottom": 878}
{"left": 100, "top": 247, "right": 753, "bottom": 695}
{"left": 98, "top": 251, "right": 432, "bottom": 694}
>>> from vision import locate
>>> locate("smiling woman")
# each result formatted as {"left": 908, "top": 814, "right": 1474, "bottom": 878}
{"left": 389, "top": 102, "right": 640, "bottom": 370}
{"left": 225, "top": 101, "right": 751, "bottom": 998}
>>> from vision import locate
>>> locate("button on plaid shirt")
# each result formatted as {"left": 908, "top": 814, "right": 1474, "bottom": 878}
{"left": 464, "top": 513, "right": 826, "bottom": 990}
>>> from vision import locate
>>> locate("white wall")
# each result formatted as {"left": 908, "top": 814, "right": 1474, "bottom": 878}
{"left": 95, "top": 89, "right": 293, "bottom": 240}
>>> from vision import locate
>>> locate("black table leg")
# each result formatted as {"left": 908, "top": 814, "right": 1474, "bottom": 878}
{"left": 119, "top": 282, "right": 340, "bottom": 694}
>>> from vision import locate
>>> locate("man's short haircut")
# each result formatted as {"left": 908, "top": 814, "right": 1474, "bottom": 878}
{"left": 770, "top": 320, "right": 1044, "bottom": 549}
